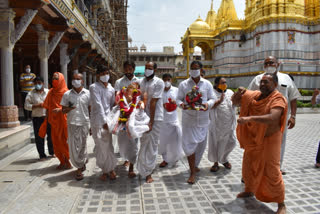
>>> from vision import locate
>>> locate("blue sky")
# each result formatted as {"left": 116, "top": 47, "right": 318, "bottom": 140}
{"left": 127, "top": 0, "right": 246, "bottom": 53}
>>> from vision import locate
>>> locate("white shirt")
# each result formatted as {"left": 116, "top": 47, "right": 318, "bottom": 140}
{"left": 24, "top": 88, "right": 49, "bottom": 117}
{"left": 248, "top": 72, "right": 301, "bottom": 111}
{"left": 89, "top": 81, "right": 115, "bottom": 127}
{"left": 60, "top": 88, "right": 90, "bottom": 126}
{"left": 162, "top": 86, "right": 179, "bottom": 123}
{"left": 316, "top": 94, "right": 320, "bottom": 105}
{"left": 114, "top": 75, "right": 140, "bottom": 92}
{"left": 177, "top": 77, "right": 216, "bottom": 127}
{"left": 140, "top": 76, "right": 165, "bottom": 121}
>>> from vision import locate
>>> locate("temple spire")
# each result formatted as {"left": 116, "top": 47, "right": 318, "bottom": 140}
{"left": 205, "top": 0, "right": 217, "bottom": 29}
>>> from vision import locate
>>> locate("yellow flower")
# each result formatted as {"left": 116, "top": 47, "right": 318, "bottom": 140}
{"left": 131, "top": 104, "right": 136, "bottom": 107}
{"left": 119, "top": 99, "right": 124, "bottom": 102}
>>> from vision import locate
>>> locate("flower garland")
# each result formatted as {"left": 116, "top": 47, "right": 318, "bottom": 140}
{"left": 118, "top": 87, "right": 139, "bottom": 123}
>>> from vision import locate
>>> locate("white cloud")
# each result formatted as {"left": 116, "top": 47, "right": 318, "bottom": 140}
{"left": 128, "top": 0, "right": 246, "bottom": 53}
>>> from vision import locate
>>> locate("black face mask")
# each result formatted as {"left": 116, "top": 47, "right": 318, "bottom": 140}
{"left": 125, "top": 73, "right": 133, "bottom": 79}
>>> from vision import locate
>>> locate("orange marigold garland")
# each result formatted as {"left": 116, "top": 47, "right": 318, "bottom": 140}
{"left": 118, "top": 87, "right": 139, "bottom": 123}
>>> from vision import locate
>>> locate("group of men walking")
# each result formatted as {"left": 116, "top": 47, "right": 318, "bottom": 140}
{"left": 24, "top": 55, "right": 315, "bottom": 214}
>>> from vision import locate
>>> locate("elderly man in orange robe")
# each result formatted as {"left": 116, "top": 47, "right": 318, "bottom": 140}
{"left": 233, "top": 73, "right": 288, "bottom": 214}
{"left": 43, "top": 72, "right": 71, "bottom": 170}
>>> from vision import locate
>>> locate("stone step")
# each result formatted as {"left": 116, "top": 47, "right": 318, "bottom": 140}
{"left": 0, "top": 124, "right": 31, "bottom": 160}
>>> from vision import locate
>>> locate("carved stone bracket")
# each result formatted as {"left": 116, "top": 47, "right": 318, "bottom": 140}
{"left": 59, "top": 42, "right": 70, "bottom": 65}
{"left": 48, "top": 31, "right": 65, "bottom": 57}
{"left": 68, "top": 43, "right": 83, "bottom": 63}
{"left": 11, "top": 9, "right": 38, "bottom": 45}
{"left": 88, "top": 55, "right": 98, "bottom": 66}
{"left": 80, "top": 49, "right": 92, "bottom": 66}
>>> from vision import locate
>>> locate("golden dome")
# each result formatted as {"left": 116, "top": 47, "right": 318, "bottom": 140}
{"left": 189, "top": 16, "right": 210, "bottom": 33}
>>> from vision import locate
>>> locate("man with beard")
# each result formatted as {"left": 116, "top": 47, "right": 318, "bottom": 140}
{"left": 114, "top": 60, "right": 140, "bottom": 178}
{"left": 248, "top": 56, "right": 300, "bottom": 174}
{"left": 234, "top": 73, "right": 287, "bottom": 214}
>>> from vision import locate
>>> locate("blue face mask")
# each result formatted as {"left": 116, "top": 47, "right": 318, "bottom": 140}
{"left": 35, "top": 84, "right": 43, "bottom": 90}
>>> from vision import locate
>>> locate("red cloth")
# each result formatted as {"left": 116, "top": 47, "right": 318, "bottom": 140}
{"left": 43, "top": 72, "right": 69, "bottom": 164}
{"left": 38, "top": 118, "right": 47, "bottom": 139}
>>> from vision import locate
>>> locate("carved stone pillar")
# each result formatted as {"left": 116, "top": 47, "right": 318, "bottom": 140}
{"left": 88, "top": 72, "right": 92, "bottom": 86}
{"left": 60, "top": 42, "right": 69, "bottom": 84}
{"left": 82, "top": 71, "right": 87, "bottom": 89}
{"left": 0, "top": 9, "right": 19, "bottom": 127}
{"left": 38, "top": 30, "right": 49, "bottom": 87}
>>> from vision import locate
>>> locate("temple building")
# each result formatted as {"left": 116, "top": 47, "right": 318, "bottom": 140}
{"left": 178, "top": 0, "right": 320, "bottom": 89}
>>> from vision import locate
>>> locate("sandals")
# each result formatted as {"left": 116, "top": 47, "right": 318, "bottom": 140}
{"left": 159, "top": 161, "right": 168, "bottom": 168}
{"left": 75, "top": 170, "right": 84, "bottom": 181}
{"left": 223, "top": 162, "right": 232, "bottom": 170}
{"left": 210, "top": 163, "right": 220, "bottom": 172}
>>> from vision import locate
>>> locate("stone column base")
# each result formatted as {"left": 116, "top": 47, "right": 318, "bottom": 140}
{"left": 0, "top": 105, "right": 20, "bottom": 128}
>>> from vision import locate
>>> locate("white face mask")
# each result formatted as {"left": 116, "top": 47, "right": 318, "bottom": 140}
{"left": 165, "top": 81, "right": 171, "bottom": 88}
{"left": 100, "top": 74, "right": 110, "bottom": 83}
{"left": 72, "top": 80, "right": 82, "bottom": 88}
{"left": 26, "top": 68, "right": 31, "bottom": 73}
{"left": 145, "top": 69, "right": 154, "bottom": 77}
{"left": 190, "top": 69, "right": 200, "bottom": 78}
{"left": 264, "top": 66, "right": 277, "bottom": 74}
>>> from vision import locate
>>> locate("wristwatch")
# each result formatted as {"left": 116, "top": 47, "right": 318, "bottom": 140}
{"left": 291, "top": 115, "right": 296, "bottom": 119}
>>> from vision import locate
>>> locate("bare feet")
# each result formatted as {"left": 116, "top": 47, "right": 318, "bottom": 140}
{"left": 64, "top": 162, "right": 72, "bottom": 170}
{"left": 146, "top": 175, "right": 154, "bottom": 183}
{"left": 99, "top": 173, "right": 108, "bottom": 181}
{"left": 276, "top": 203, "right": 286, "bottom": 214}
{"left": 56, "top": 163, "right": 64, "bottom": 170}
{"left": 187, "top": 173, "right": 196, "bottom": 184}
{"left": 159, "top": 161, "right": 168, "bottom": 168}
{"left": 123, "top": 160, "right": 130, "bottom": 167}
{"left": 223, "top": 162, "right": 232, "bottom": 169}
{"left": 315, "top": 163, "right": 320, "bottom": 168}
{"left": 109, "top": 170, "right": 117, "bottom": 180}
{"left": 237, "top": 192, "right": 254, "bottom": 198}
{"left": 128, "top": 171, "right": 136, "bottom": 178}
{"left": 195, "top": 167, "right": 200, "bottom": 173}
{"left": 80, "top": 165, "right": 86, "bottom": 172}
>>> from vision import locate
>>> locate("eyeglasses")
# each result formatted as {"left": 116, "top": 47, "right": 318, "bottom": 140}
{"left": 264, "top": 61, "right": 275, "bottom": 66}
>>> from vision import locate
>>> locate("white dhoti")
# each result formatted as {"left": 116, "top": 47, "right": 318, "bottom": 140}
{"left": 137, "top": 121, "right": 162, "bottom": 177}
{"left": 159, "top": 121, "right": 183, "bottom": 164}
{"left": 67, "top": 124, "right": 89, "bottom": 169}
{"left": 182, "top": 126, "right": 208, "bottom": 167}
{"left": 118, "top": 131, "right": 138, "bottom": 164}
{"left": 208, "top": 126, "right": 236, "bottom": 164}
{"left": 280, "top": 125, "right": 288, "bottom": 168}
{"left": 91, "top": 126, "right": 117, "bottom": 173}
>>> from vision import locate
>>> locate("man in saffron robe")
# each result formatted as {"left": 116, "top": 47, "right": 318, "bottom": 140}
{"left": 43, "top": 72, "right": 71, "bottom": 169}
{"left": 233, "top": 73, "right": 287, "bottom": 214}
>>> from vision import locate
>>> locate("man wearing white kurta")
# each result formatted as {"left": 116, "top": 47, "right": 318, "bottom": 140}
{"left": 89, "top": 65, "right": 117, "bottom": 181}
{"left": 61, "top": 73, "right": 90, "bottom": 181}
{"left": 248, "top": 56, "right": 301, "bottom": 174}
{"left": 177, "top": 61, "right": 216, "bottom": 184}
{"left": 114, "top": 61, "right": 140, "bottom": 178}
{"left": 137, "top": 62, "right": 165, "bottom": 183}
{"left": 208, "top": 77, "right": 237, "bottom": 173}
{"left": 159, "top": 73, "right": 183, "bottom": 168}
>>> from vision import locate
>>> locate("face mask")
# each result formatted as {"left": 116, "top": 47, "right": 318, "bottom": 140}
{"left": 52, "top": 79, "right": 59, "bottom": 88}
{"left": 165, "top": 81, "right": 171, "bottom": 88}
{"left": 264, "top": 66, "right": 277, "bottom": 74}
{"left": 35, "top": 84, "right": 42, "bottom": 90}
{"left": 145, "top": 69, "right": 154, "bottom": 77}
{"left": 100, "top": 74, "right": 110, "bottom": 83}
{"left": 72, "top": 80, "right": 82, "bottom": 88}
{"left": 26, "top": 68, "right": 31, "bottom": 73}
{"left": 218, "top": 84, "right": 227, "bottom": 91}
{"left": 190, "top": 69, "right": 200, "bottom": 78}
{"left": 125, "top": 73, "right": 133, "bottom": 79}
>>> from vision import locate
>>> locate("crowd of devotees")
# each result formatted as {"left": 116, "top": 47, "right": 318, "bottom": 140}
{"left": 23, "top": 55, "right": 320, "bottom": 214}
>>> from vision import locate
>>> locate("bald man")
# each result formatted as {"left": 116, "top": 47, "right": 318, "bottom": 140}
{"left": 61, "top": 73, "right": 90, "bottom": 180}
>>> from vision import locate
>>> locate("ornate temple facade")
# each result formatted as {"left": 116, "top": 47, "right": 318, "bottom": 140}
{"left": 0, "top": 0, "right": 128, "bottom": 128}
{"left": 178, "top": 0, "right": 320, "bottom": 89}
